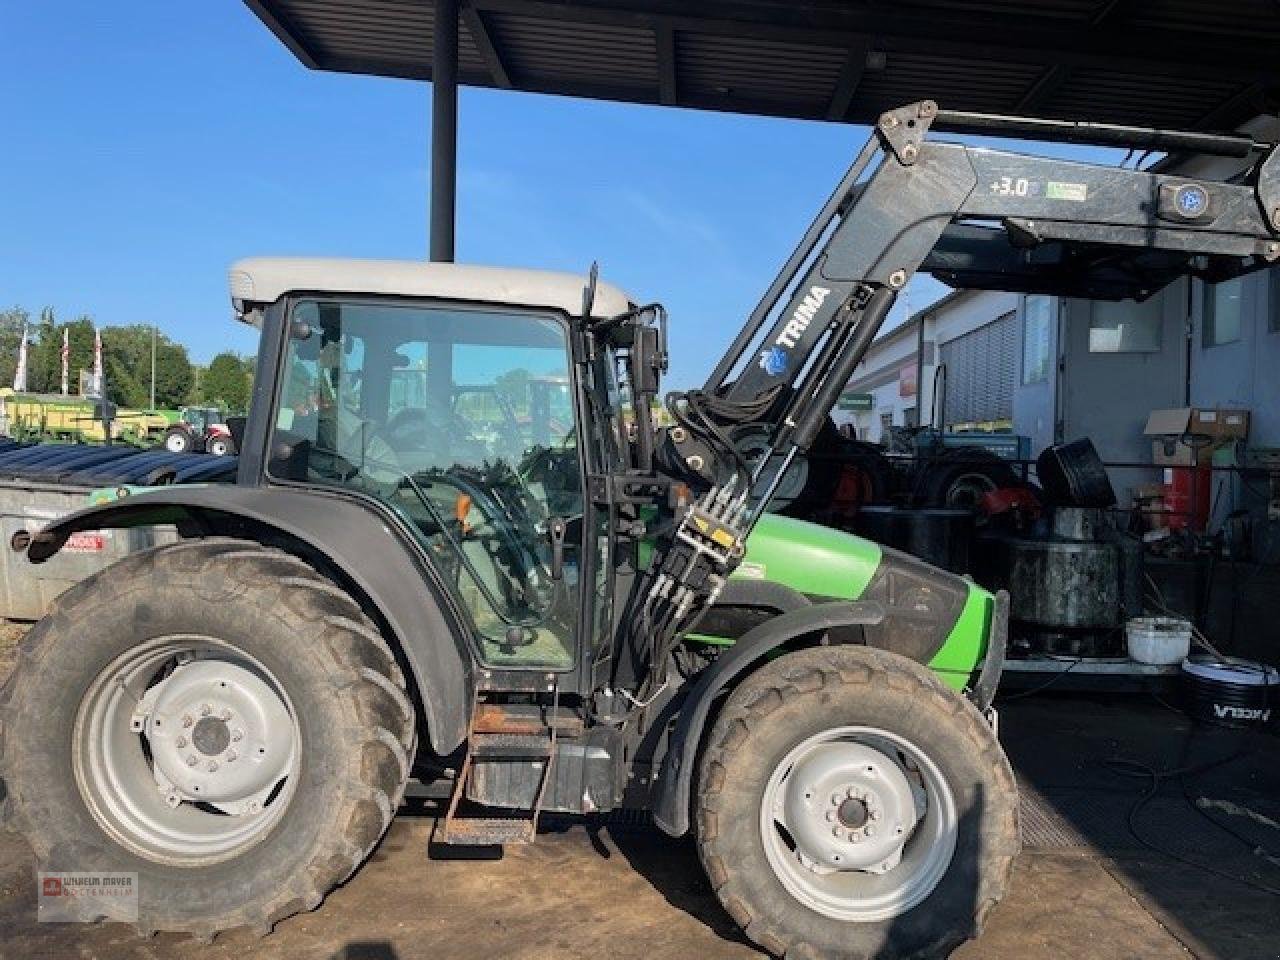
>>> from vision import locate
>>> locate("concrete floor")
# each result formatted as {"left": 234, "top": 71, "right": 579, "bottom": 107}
{"left": 2, "top": 620, "right": 1278, "bottom": 959}
{"left": 0, "top": 821, "right": 1196, "bottom": 960}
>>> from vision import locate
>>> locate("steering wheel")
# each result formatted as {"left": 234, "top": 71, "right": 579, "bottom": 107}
{"left": 383, "top": 407, "right": 488, "bottom": 462}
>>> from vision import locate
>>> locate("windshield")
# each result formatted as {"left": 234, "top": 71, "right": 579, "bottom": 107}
{"left": 269, "top": 298, "right": 583, "bottom": 669}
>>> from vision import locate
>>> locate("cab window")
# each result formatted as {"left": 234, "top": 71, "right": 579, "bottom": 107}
{"left": 271, "top": 299, "right": 582, "bottom": 669}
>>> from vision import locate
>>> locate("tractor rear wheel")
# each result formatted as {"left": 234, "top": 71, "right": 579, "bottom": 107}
{"left": 163, "top": 426, "right": 193, "bottom": 454}
{"left": 0, "top": 538, "right": 415, "bottom": 941}
{"left": 696, "top": 645, "right": 1018, "bottom": 959}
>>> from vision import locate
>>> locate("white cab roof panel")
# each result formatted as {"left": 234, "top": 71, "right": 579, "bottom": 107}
{"left": 229, "top": 257, "right": 634, "bottom": 318}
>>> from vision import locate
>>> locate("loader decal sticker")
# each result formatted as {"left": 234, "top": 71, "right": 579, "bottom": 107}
{"left": 1046, "top": 181, "right": 1088, "bottom": 202}
{"left": 759, "top": 346, "right": 788, "bottom": 376}
{"left": 777, "top": 285, "right": 831, "bottom": 349}
{"left": 760, "top": 284, "right": 832, "bottom": 374}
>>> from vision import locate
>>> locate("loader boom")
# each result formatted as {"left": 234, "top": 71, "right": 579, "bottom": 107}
{"left": 628, "top": 100, "right": 1280, "bottom": 691}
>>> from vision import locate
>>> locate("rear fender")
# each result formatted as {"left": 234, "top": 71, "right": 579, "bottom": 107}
{"left": 25, "top": 485, "right": 473, "bottom": 755}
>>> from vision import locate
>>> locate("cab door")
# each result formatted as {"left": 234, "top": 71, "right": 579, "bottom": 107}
{"left": 270, "top": 298, "right": 584, "bottom": 670}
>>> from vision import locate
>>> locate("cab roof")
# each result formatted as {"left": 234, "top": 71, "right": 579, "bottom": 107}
{"left": 228, "top": 257, "right": 634, "bottom": 318}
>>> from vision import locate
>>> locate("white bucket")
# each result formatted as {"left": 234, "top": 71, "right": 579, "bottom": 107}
{"left": 1127, "top": 616, "right": 1193, "bottom": 665}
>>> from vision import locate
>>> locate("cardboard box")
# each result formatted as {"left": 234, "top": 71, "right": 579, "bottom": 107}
{"left": 1145, "top": 407, "right": 1250, "bottom": 465}
{"left": 1144, "top": 406, "right": 1251, "bottom": 441}
{"left": 1218, "top": 409, "right": 1250, "bottom": 440}
{"left": 1150, "top": 438, "right": 1206, "bottom": 466}
{"left": 1132, "top": 482, "right": 1167, "bottom": 529}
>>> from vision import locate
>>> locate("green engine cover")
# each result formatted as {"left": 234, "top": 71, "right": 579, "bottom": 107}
{"left": 712, "top": 513, "right": 993, "bottom": 692}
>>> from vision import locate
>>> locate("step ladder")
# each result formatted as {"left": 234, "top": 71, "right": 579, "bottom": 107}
{"left": 437, "top": 680, "right": 561, "bottom": 846}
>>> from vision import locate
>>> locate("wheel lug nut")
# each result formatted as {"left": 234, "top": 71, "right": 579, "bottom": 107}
{"left": 869, "top": 809, "right": 881, "bottom": 821}
{"left": 232, "top": 729, "right": 244, "bottom": 743}
{"left": 846, "top": 786, "right": 857, "bottom": 799}
{"left": 831, "top": 792, "right": 843, "bottom": 806}
{"left": 200, "top": 704, "right": 212, "bottom": 717}
{"left": 174, "top": 736, "right": 187, "bottom": 748}
{"left": 182, "top": 715, "right": 194, "bottom": 729}
{"left": 186, "top": 755, "right": 198, "bottom": 767}
{"left": 226, "top": 750, "right": 237, "bottom": 762}
{"left": 825, "top": 810, "right": 836, "bottom": 822}
{"left": 207, "top": 761, "right": 219, "bottom": 773}
{"left": 832, "top": 826, "right": 843, "bottom": 838}
{"left": 219, "top": 709, "right": 232, "bottom": 721}
{"left": 865, "top": 825, "right": 876, "bottom": 837}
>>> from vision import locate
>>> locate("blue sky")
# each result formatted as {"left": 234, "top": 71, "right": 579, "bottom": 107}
{"left": 1, "top": 2, "right": 1123, "bottom": 387}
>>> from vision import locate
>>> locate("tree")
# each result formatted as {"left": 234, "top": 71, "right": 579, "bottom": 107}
{"left": 28, "top": 307, "right": 58, "bottom": 394}
{"left": 100, "top": 325, "right": 194, "bottom": 408}
{"left": 200, "top": 353, "right": 252, "bottom": 412}
{"left": 0, "top": 307, "right": 29, "bottom": 389}
{"left": 2, "top": 307, "right": 197, "bottom": 408}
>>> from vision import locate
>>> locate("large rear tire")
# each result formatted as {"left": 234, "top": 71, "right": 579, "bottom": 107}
{"left": 696, "top": 646, "right": 1018, "bottom": 959}
{"left": 0, "top": 538, "right": 415, "bottom": 941}
{"left": 163, "top": 426, "right": 193, "bottom": 454}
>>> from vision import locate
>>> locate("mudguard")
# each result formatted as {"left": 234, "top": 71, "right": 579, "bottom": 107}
{"left": 25, "top": 485, "right": 473, "bottom": 755}
{"left": 651, "top": 600, "right": 887, "bottom": 837}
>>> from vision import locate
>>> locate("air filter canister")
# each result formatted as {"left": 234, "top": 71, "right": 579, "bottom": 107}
{"left": 1181, "top": 656, "right": 1279, "bottom": 729}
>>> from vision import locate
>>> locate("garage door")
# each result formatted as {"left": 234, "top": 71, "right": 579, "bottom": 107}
{"left": 939, "top": 311, "right": 1017, "bottom": 426}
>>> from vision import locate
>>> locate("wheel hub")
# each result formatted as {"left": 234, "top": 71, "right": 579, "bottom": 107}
{"left": 140, "top": 659, "right": 295, "bottom": 810}
{"left": 836, "top": 797, "right": 869, "bottom": 830}
{"left": 779, "top": 741, "right": 919, "bottom": 874}
{"left": 192, "top": 716, "right": 231, "bottom": 756}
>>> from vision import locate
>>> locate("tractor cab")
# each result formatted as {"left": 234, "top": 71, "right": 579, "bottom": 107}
{"left": 180, "top": 405, "right": 226, "bottom": 433}
{"left": 235, "top": 258, "right": 636, "bottom": 673}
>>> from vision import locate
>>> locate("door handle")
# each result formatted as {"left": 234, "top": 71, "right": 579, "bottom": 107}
{"left": 547, "top": 516, "right": 568, "bottom": 581}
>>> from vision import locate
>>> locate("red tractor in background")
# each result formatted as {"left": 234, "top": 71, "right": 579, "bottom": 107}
{"left": 162, "top": 406, "right": 236, "bottom": 456}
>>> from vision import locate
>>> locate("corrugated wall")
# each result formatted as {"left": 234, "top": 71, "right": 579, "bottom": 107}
{"left": 939, "top": 311, "right": 1018, "bottom": 426}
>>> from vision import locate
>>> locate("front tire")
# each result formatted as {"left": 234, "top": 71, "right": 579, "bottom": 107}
{"left": 0, "top": 538, "right": 415, "bottom": 940}
{"left": 696, "top": 646, "right": 1018, "bottom": 959}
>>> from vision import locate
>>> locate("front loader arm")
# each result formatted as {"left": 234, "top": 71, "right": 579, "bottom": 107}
{"left": 619, "top": 100, "right": 1280, "bottom": 704}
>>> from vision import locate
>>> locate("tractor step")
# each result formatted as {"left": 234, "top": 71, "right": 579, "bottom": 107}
{"left": 470, "top": 732, "right": 553, "bottom": 759}
{"left": 437, "top": 816, "right": 536, "bottom": 846}
{"left": 473, "top": 703, "right": 583, "bottom": 737}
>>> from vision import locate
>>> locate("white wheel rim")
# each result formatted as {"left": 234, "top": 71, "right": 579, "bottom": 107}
{"left": 73, "top": 635, "right": 301, "bottom": 866}
{"left": 759, "top": 726, "right": 958, "bottom": 922}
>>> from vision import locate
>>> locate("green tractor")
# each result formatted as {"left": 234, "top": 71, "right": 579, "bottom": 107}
{"left": 5, "top": 102, "right": 1278, "bottom": 956}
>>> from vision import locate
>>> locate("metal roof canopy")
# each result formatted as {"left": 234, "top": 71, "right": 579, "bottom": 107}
{"left": 247, "top": 0, "right": 1279, "bottom": 130}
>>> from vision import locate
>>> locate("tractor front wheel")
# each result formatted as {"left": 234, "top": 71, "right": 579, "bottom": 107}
{"left": 696, "top": 645, "right": 1018, "bottom": 959}
{"left": 207, "top": 435, "right": 234, "bottom": 457}
{"left": 0, "top": 538, "right": 415, "bottom": 940}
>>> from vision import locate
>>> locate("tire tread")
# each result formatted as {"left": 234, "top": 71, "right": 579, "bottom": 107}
{"left": 695, "top": 645, "right": 1019, "bottom": 960}
{"left": 0, "top": 537, "right": 417, "bottom": 941}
